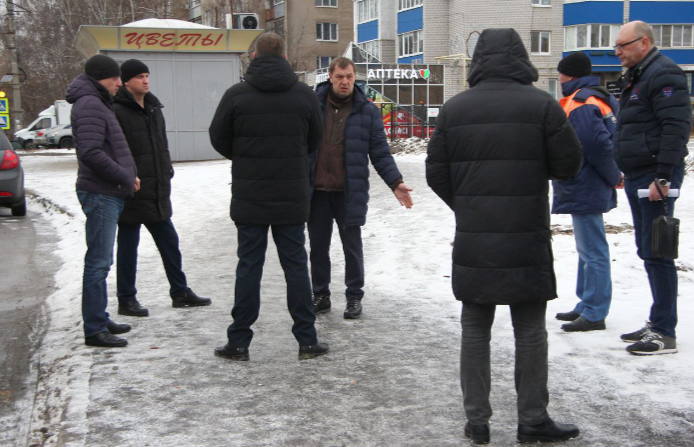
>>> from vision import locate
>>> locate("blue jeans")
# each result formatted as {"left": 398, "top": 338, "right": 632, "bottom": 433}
{"left": 77, "top": 189, "right": 124, "bottom": 337}
{"left": 228, "top": 224, "right": 318, "bottom": 348}
{"left": 308, "top": 191, "right": 365, "bottom": 299}
{"left": 460, "top": 300, "right": 549, "bottom": 426}
{"left": 571, "top": 213, "right": 612, "bottom": 322}
{"left": 624, "top": 165, "right": 685, "bottom": 338}
{"left": 117, "top": 219, "right": 188, "bottom": 304}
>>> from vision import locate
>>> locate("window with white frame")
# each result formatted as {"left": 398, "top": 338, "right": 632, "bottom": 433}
{"left": 316, "top": 0, "right": 337, "bottom": 6}
{"left": 398, "top": 29, "right": 423, "bottom": 57}
{"left": 653, "top": 25, "right": 694, "bottom": 48}
{"left": 359, "top": 40, "right": 380, "bottom": 60}
{"left": 564, "top": 24, "right": 621, "bottom": 50}
{"left": 531, "top": 31, "right": 551, "bottom": 54}
{"left": 548, "top": 79, "right": 559, "bottom": 100}
{"left": 532, "top": 0, "right": 550, "bottom": 6}
{"left": 399, "top": 0, "right": 423, "bottom": 10}
{"left": 317, "top": 23, "right": 338, "bottom": 41}
{"left": 317, "top": 56, "right": 334, "bottom": 69}
{"left": 357, "top": 0, "right": 378, "bottom": 23}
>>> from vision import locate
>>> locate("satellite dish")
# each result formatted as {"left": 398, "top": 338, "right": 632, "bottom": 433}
{"left": 466, "top": 31, "right": 480, "bottom": 58}
{"left": 242, "top": 15, "right": 259, "bottom": 29}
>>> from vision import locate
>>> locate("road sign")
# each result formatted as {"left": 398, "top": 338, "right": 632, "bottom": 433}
{"left": 0, "top": 98, "right": 8, "bottom": 113}
{"left": 0, "top": 114, "right": 9, "bottom": 130}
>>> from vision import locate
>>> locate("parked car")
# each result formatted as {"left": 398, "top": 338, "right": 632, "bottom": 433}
{"left": 0, "top": 131, "right": 26, "bottom": 216}
{"left": 45, "top": 124, "right": 73, "bottom": 148}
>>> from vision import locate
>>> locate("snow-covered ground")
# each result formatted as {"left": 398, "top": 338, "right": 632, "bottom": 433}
{"left": 7, "top": 147, "right": 694, "bottom": 446}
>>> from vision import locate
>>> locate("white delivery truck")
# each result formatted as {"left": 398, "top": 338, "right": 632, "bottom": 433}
{"left": 14, "top": 100, "right": 72, "bottom": 149}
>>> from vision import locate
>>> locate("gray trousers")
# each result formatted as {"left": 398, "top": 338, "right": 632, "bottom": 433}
{"left": 460, "top": 300, "right": 549, "bottom": 426}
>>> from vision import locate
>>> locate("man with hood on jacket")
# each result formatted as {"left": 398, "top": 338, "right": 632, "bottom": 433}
{"left": 310, "top": 57, "right": 413, "bottom": 320}
{"left": 113, "top": 59, "right": 211, "bottom": 319}
{"left": 209, "top": 33, "right": 328, "bottom": 361}
{"left": 66, "top": 54, "right": 140, "bottom": 348}
{"left": 426, "top": 29, "right": 583, "bottom": 444}
{"left": 552, "top": 52, "right": 624, "bottom": 333}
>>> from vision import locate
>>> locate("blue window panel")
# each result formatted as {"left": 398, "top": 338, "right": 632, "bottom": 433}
{"left": 398, "top": 7, "right": 423, "bottom": 34}
{"left": 630, "top": 2, "right": 694, "bottom": 23}
{"left": 358, "top": 20, "right": 379, "bottom": 42}
{"left": 563, "top": 50, "right": 623, "bottom": 72}
{"left": 660, "top": 48, "right": 694, "bottom": 65}
{"left": 398, "top": 55, "right": 422, "bottom": 64}
{"left": 564, "top": 2, "right": 623, "bottom": 26}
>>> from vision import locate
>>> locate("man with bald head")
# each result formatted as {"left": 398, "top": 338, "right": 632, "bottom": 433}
{"left": 613, "top": 21, "right": 690, "bottom": 355}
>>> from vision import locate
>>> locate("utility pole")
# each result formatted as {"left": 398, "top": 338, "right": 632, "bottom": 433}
{"left": 5, "top": 0, "right": 23, "bottom": 131}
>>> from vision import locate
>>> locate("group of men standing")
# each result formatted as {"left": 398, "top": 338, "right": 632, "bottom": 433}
{"left": 66, "top": 19, "right": 688, "bottom": 445}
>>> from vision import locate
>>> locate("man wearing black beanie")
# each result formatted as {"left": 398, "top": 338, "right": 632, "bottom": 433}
{"left": 66, "top": 54, "right": 140, "bottom": 348}
{"left": 113, "top": 59, "right": 212, "bottom": 318}
{"left": 552, "top": 52, "right": 624, "bottom": 333}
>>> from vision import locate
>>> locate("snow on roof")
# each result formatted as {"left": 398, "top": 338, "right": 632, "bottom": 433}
{"left": 122, "top": 18, "right": 216, "bottom": 29}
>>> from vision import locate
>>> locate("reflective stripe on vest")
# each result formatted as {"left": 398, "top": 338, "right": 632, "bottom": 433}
{"left": 559, "top": 89, "right": 614, "bottom": 121}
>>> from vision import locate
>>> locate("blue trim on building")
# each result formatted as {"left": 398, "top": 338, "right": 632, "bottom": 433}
{"left": 563, "top": 50, "right": 623, "bottom": 72}
{"left": 564, "top": 2, "right": 623, "bottom": 26}
{"left": 398, "top": 54, "right": 423, "bottom": 64}
{"left": 630, "top": 2, "right": 694, "bottom": 23}
{"left": 660, "top": 48, "right": 694, "bottom": 65}
{"left": 397, "top": 7, "right": 423, "bottom": 34}
{"left": 358, "top": 20, "right": 379, "bottom": 42}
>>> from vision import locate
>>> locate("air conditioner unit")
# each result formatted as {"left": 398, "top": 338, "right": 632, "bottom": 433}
{"left": 233, "top": 13, "right": 259, "bottom": 29}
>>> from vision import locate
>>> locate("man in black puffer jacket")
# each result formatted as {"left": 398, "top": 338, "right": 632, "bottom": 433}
{"left": 612, "top": 21, "right": 690, "bottom": 356}
{"left": 113, "top": 59, "right": 211, "bottom": 319}
{"left": 426, "top": 29, "right": 583, "bottom": 444}
{"left": 209, "top": 33, "right": 328, "bottom": 361}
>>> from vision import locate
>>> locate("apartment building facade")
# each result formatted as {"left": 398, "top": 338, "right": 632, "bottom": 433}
{"left": 564, "top": 0, "right": 694, "bottom": 95}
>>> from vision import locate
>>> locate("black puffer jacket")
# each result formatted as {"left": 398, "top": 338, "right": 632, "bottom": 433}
{"left": 209, "top": 55, "right": 323, "bottom": 225}
{"left": 113, "top": 87, "right": 173, "bottom": 224}
{"left": 613, "top": 48, "right": 691, "bottom": 179}
{"left": 426, "top": 28, "right": 583, "bottom": 305}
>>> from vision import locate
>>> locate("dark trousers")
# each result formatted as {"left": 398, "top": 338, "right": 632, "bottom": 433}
{"left": 116, "top": 219, "right": 188, "bottom": 304}
{"left": 228, "top": 223, "right": 318, "bottom": 348}
{"left": 308, "top": 191, "right": 364, "bottom": 299}
{"left": 624, "top": 165, "right": 684, "bottom": 338}
{"left": 460, "top": 300, "right": 549, "bottom": 426}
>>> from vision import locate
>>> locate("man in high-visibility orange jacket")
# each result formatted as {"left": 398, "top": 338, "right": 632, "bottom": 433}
{"left": 552, "top": 52, "right": 624, "bottom": 333}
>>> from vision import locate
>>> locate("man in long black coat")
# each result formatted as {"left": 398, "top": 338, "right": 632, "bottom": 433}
{"left": 113, "top": 59, "right": 211, "bottom": 319}
{"left": 209, "top": 33, "right": 328, "bottom": 361}
{"left": 426, "top": 29, "right": 584, "bottom": 444}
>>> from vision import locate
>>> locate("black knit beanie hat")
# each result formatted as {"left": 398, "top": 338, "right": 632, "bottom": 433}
{"left": 85, "top": 54, "right": 120, "bottom": 81}
{"left": 120, "top": 59, "right": 150, "bottom": 84}
{"left": 557, "top": 52, "right": 592, "bottom": 78}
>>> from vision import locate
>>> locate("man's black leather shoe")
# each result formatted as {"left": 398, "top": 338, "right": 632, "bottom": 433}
{"left": 85, "top": 331, "right": 128, "bottom": 348}
{"left": 464, "top": 421, "right": 490, "bottom": 444}
{"left": 299, "top": 342, "right": 329, "bottom": 359}
{"left": 561, "top": 316, "right": 606, "bottom": 332}
{"left": 118, "top": 299, "right": 150, "bottom": 317}
{"left": 518, "top": 418, "right": 579, "bottom": 443}
{"left": 344, "top": 296, "right": 362, "bottom": 319}
{"left": 313, "top": 294, "right": 331, "bottom": 314}
{"left": 106, "top": 320, "right": 131, "bottom": 335}
{"left": 555, "top": 311, "right": 579, "bottom": 321}
{"left": 172, "top": 288, "right": 212, "bottom": 308}
{"left": 214, "top": 344, "right": 249, "bottom": 361}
